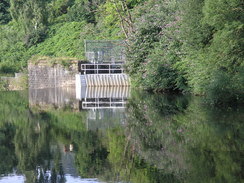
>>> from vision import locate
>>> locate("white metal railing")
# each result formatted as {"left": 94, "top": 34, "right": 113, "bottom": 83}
{"left": 80, "top": 64, "right": 124, "bottom": 74}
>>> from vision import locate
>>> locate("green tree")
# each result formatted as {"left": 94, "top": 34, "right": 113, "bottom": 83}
{"left": 126, "top": 0, "right": 185, "bottom": 91}
{"left": 180, "top": 0, "right": 212, "bottom": 50}
{"left": 10, "top": 0, "right": 48, "bottom": 47}
{"left": 47, "top": 0, "right": 75, "bottom": 23}
{"left": 0, "top": 22, "right": 28, "bottom": 73}
{"left": 67, "top": 0, "right": 104, "bottom": 23}
{"left": 179, "top": 0, "right": 244, "bottom": 103}
{"left": 0, "top": 0, "right": 11, "bottom": 24}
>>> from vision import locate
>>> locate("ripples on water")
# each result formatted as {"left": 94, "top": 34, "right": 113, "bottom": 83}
{"left": 0, "top": 87, "right": 243, "bottom": 183}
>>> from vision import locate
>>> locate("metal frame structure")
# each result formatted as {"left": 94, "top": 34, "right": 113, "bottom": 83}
{"left": 84, "top": 40, "right": 126, "bottom": 64}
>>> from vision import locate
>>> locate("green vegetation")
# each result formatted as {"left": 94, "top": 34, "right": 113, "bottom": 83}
{"left": 0, "top": 0, "right": 124, "bottom": 74}
{"left": 126, "top": 0, "right": 244, "bottom": 103}
{"left": 179, "top": 0, "right": 244, "bottom": 103}
{"left": 0, "top": 0, "right": 243, "bottom": 102}
{"left": 28, "top": 55, "right": 81, "bottom": 69}
{"left": 0, "top": 0, "right": 11, "bottom": 24}
{"left": 0, "top": 79, "right": 8, "bottom": 90}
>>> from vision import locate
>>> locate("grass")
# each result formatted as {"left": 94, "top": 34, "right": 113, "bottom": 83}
{"left": 28, "top": 55, "right": 87, "bottom": 68}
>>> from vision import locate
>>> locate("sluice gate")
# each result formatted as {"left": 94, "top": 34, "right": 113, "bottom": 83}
{"left": 76, "top": 73, "right": 130, "bottom": 87}
{"left": 76, "top": 40, "right": 130, "bottom": 87}
{"left": 76, "top": 63, "right": 130, "bottom": 87}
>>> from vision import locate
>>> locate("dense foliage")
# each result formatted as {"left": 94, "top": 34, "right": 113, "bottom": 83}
{"left": 126, "top": 0, "right": 244, "bottom": 103}
{"left": 0, "top": 0, "right": 11, "bottom": 24}
{"left": 0, "top": 0, "right": 243, "bottom": 102}
{"left": 179, "top": 0, "right": 244, "bottom": 103}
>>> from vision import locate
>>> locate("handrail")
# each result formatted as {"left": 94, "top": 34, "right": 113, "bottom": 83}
{"left": 82, "top": 69, "right": 122, "bottom": 70}
{"left": 80, "top": 63, "right": 124, "bottom": 74}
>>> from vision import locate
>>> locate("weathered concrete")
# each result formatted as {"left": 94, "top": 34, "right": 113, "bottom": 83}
{"left": 28, "top": 60, "right": 80, "bottom": 89}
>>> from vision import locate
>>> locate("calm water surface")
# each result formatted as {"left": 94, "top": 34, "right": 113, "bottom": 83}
{"left": 0, "top": 88, "right": 243, "bottom": 183}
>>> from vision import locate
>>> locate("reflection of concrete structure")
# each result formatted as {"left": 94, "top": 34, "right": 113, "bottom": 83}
{"left": 86, "top": 109, "right": 126, "bottom": 131}
{"left": 29, "top": 84, "right": 130, "bottom": 130}
{"left": 76, "top": 86, "right": 130, "bottom": 110}
{"left": 29, "top": 87, "right": 79, "bottom": 109}
{"left": 29, "top": 86, "right": 130, "bottom": 111}
{"left": 28, "top": 58, "right": 81, "bottom": 109}
{"left": 59, "top": 144, "right": 80, "bottom": 178}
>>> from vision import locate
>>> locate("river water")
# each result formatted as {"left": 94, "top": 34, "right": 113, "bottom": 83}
{"left": 0, "top": 88, "right": 243, "bottom": 183}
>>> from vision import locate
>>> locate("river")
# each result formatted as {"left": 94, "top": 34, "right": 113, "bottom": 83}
{"left": 0, "top": 88, "right": 243, "bottom": 183}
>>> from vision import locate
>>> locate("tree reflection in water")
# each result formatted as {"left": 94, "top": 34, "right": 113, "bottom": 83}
{"left": 0, "top": 90, "right": 243, "bottom": 183}
{"left": 125, "top": 91, "right": 244, "bottom": 183}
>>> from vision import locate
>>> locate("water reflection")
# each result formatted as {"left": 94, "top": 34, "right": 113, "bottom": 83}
{"left": 29, "top": 87, "right": 78, "bottom": 110}
{"left": 30, "top": 87, "right": 130, "bottom": 110}
{"left": 77, "top": 86, "right": 130, "bottom": 110}
{"left": 0, "top": 89, "right": 243, "bottom": 183}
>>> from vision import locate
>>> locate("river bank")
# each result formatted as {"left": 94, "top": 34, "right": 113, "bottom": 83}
{"left": 0, "top": 73, "right": 27, "bottom": 91}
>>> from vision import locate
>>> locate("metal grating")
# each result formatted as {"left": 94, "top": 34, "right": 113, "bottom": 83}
{"left": 84, "top": 40, "right": 126, "bottom": 64}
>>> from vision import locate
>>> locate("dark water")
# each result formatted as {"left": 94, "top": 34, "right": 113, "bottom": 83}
{"left": 0, "top": 89, "right": 243, "bottom": 183}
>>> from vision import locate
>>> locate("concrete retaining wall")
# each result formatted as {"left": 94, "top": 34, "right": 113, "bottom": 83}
{"left": 28, "top": 60, "right": 80, "bottom": 89}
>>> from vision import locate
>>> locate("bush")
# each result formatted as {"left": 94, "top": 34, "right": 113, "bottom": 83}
{"left": 0, "top": 23, "right": 28, "bottom": 73}
{"left": 126, "top": 0, "right": 185, "bottom": 92}
{"left": 207, "top": 71, "right": 236, "bottom": 104}
{"left": 179, "top": 0, "right": 244, "bottom": 103}
{"left": 206, "top": 68, "right": 244, "bottom": 104}
{"left": 0, "top": 79, "right": 8, "bottom": 90}
{"left": 0, "top": 0, "right": 11, "bottom": 24}
{"left": 24, "top": 28, "right": 47, "bottom": 48}
{"left": 66, "top": 0, "right": 97, "bottom": 23}
{"left": 0, "top": 63, "right": 17, "bottom": 73}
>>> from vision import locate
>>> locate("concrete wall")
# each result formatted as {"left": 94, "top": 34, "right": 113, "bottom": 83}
{"left": 28, "top": 60, "right": 80, "bottom": 89}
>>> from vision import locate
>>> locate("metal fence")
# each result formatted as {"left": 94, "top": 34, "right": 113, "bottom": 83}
{"left": 80, "top": 64, "right": 124, "bottom": 74}
{"left": 84, "top": 40, "right": 126, "bottom": 64}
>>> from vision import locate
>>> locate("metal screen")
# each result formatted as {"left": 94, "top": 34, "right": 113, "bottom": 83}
{"left": 84, "top": 40, "right": 126, "bottom": 64}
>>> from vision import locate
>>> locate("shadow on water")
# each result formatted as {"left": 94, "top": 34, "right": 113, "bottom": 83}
{"left": 0, "top": 89, "right": 243, "bottom": 183}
